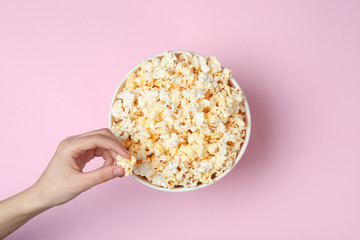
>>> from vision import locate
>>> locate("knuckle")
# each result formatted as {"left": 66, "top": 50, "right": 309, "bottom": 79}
{"left": 92, "top": 134, "right": 105, "bottom": 140}
{"left": 101, "top": 128, "right": 111, "bottom": 134}
{"left": 65, "top": 136, "right": 73, "bottom": 140}
{"left": 59, "top": 139, "right": 70, "bottom": 148}
{"left": 57, "top": 139, "right": 72, "bottom": 154}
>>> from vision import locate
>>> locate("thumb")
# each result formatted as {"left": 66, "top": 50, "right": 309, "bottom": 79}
{"left": 82, "top": 165, "right": 125, "bottom": 190}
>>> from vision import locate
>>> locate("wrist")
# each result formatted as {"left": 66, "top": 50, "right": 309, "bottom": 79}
{"left": 0, "top": 185, "right": 53, "bottom": 239}
{"left": 22, "top": 185, "right": 53, "bottom": 215}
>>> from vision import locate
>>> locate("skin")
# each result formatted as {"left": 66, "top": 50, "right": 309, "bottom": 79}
{"left": 0, "top": 128, "right": 130, "bottom": 239}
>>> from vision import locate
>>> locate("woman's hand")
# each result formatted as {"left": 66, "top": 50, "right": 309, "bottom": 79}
{"left": 33, "top": 128, "right": 130, "bottom": 208}
{"left": 0, "top": 128, "right": 130, "bottom": 239}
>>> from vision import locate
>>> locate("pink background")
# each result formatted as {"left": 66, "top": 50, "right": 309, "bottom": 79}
{"left": 1, "top": 0, "right": 360, "bottom": 239}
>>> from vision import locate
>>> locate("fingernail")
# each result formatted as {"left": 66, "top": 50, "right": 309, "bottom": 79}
{"left": 113, "top": 167, "right": 125, "bottom": 177}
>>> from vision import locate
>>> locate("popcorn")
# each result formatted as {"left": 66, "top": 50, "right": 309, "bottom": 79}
{"left": 115, "top": 155, "right": 137, "bottom": 176}
{"left": 163, "top": 133, "right": 182, "bottom": 149}
{"left": 111, "top": 51, "right": 247, "bottom": 189}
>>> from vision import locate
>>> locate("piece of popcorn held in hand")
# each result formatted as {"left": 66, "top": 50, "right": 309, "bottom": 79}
{"left": 115, "top": 155, "right": 137, "bottom": 176}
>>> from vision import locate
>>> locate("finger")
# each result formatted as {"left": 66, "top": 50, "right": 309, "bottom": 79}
{"left": 77, "top": 148, "right": 106, "bottom": 163}
{"left": 94, "top": 148, "right": 105, "bottom": 157}
{"left": 97, "top": 149, "right": 127, "bottom": 165}
{"left": 75, "top": 148, "right": 115, "bottom": 171}
{"left": 66, "top": 129, "right": 128, "bottom": 158}
{"left": 67, "top": 128, "right": 119, "bottom": 141}
{"left": 81, "top": 165, "right": 125, "bottom": 190}
{"left": 102, "top": 150, "right": 115, "bottom": 167}
{"left": 77, "top": 148, "right": 114, "bottom": 162}
{"left": 94, "top": 148, "right": 115, "bottom": 166}
{"left": 76, "top": 149, "right": 95, "bottom": 169}
{"left": 106, "top": 150, "right": 126, "bottom": 168}
{"left": 64, "top": 134, "right": 131, "bottom": 159}
{"left": 109, "top": 150, "right": 119, "bottom": 161}
{"left": 64, "top": 129, "right": 130, "bottom": 160}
